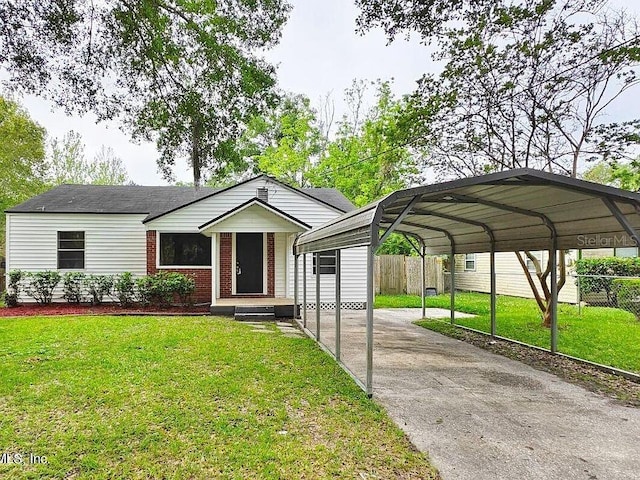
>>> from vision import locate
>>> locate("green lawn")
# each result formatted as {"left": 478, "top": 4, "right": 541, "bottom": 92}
{"left": 0, "top": 315, "right": 438, "bottom": 479}
{"left": 376, "top": 293, "right": 640, "bottom": 373}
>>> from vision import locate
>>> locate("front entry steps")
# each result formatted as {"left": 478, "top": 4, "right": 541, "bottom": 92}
{"left": 210, "top": 304, "right": 298, "bottom": 319}
{"left": 234, "top": 305, "right": 275, "bottom": 321}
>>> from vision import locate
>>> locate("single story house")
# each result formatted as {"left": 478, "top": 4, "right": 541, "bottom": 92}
{"left": 5, "top": 175, "right": 368, "bottom": 315}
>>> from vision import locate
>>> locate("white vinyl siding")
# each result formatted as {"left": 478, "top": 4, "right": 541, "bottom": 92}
{"left": 288, "top": 246, "right": 368, "bottom": 305}
{"left": 146, "top": 177, "right": 340, "bottom": 231}
{"left": 6, "top": 213, "right": 147, "bottom": 302}
{"left": 274, "top": 233, "right": 287, "bottom": 297}
{"left": 7, "top": 213, "right": 147, "bottom": 275}
{"left": 454, "top": 251, "right": 578, "bottom": 303}
{"left": 203, "top": 203, "right": 306, "bottom": 233}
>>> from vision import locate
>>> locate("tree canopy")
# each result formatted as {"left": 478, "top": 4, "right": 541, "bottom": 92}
{"left": 0, "top": 95, "right": 47, "bottom": 249}
{"left": 48, "top": 131, "right": 130, "bottom": 186}
{"left": 0, "top": 0, "right": 291, "bottom": 186}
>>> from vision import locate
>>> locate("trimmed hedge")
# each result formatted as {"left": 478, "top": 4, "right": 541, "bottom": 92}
{"left": 612, "top": 278, "right": 640, "bottom": 320}
{"left": 575, "top": 257, "right": 640, "bottom": 306}
{"left": 5, "top": 271, "right": 196, "bottom": 308}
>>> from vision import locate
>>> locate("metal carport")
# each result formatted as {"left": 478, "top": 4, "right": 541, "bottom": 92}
{"left": 292, "top": 168, "right": 640, "bottom": 396}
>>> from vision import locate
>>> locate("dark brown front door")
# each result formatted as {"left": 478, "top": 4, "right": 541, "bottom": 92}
{"left": 236, "top": 233, "right": 264, "bottom": 294}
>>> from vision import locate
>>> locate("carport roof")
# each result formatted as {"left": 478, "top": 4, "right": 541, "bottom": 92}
{"left": 294, "top": 169, "right": 640, "bottom": 255}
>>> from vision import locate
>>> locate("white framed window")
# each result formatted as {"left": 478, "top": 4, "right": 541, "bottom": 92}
{"left": 57, "top": 231, "right": 85, "bottom": 269}
{"left": 614, "top": 247, "right": 638, "bottom": 258}
{"left": 464, "top": 253, "right": 476, "bottom": 271}
{"left": 313, "top": 250, "right": 337, "bottom": 275}
{"left": 159, "top": 233, "right": 212, "bottom": 267}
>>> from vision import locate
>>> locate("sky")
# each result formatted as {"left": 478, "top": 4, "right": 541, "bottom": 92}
{"left": 6, "top": 0, "right": 640, "bottom": 186}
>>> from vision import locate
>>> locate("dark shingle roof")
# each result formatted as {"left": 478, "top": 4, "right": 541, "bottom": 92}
{"left": 6, "top": 180, "right": 355, "bottom": 220}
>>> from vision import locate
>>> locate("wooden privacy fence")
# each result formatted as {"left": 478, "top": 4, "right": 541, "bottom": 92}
{"left": 374, "top": 255, "right": 444, "bottom": 295}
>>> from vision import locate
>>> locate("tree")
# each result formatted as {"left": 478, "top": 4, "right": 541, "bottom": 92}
{"left": 356, "top": 0, "right": 640, "bottom": 326}
{"left": 309, "top": 80, "right": 424, "bottom": 207}
{"left": 48, "top": 131, "right": 129, "bottom": 185}
{"left": 0, "top": 0, "right": 291, "bottom": 186}
{"left": 0, "top": 95, "right": 47, "bottom": 249}
{"left": 230, "top": 93, "right": 322, "bottom": 187}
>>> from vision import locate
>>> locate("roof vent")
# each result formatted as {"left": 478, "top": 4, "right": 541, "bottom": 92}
{"left": 257, "top": 187, "right": 269, "bottom": 203}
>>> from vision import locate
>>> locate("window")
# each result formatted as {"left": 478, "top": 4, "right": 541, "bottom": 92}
{"left": 58, "top": 231, "right": 85, "bottom": 269}
{"left": 313, "top": 250, "right": 337, "bottom": 275}
{"left": 464, "top": 253, "right": 476, "bottom": 271}
{"left": 615, "top": 247, "right": 638, "bottom": 258}
{"left": 160, "top": 233, "right": 211, "bottom": 266}
{"left": 526, "top": 251, "right": 543, "bottom": 272}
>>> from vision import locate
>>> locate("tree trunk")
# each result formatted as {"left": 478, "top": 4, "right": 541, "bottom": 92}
{"left": 515, "top": 250, "right": 566, "bottom": 328}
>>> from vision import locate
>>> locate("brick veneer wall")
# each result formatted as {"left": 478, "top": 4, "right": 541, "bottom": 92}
{"left": 146, "top": 230, "right": 212, "bottom": 304}
{"left": 220, "top": 233, "right": 233, "bottom": 298}
{"left": 147, "top": 230, "right": 275, "bottom": 302}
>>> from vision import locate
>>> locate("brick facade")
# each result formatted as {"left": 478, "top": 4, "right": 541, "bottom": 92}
{"left": 219, "top": 233, "right": 233, "bottom": 298}
{"left": 146, "top": 230, "right": 275, "bottom": 303}
{"left": 146, "top": 230, "right": 212, "bottom": 304}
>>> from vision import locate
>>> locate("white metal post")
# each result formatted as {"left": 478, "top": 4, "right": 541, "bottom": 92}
{"left": 210, "top": 234, "right": 217, "bottom": 307}
{"left": 294, "top": 253, "right": 299, "bottom": 319}
{"left": 366, "top": 245, "right": 374, "bottom": 397}
{"left": 315, "top": 252, "right": 321, "bottom": 340}
{"left": 490, "top": 245, "right": 496, "bottom": 337}
{"left": 302, "top": 253, "right": 307, "bottom": 328}
{"left": 335, "top": 250, "right": 341, "bottom": 361}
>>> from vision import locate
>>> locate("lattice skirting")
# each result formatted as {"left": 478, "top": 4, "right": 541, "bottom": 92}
{"left": 303, "top": 302, "right": 366, "bottom": 311}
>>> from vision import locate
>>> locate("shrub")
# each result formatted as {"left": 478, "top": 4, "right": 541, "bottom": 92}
{"left": 24, "top": 271, "right": 61, "bottom": 304}
{"left": 3, "top": 270, "right": 24, "bottom": 307}
{"left": 62, "top": 272, "right": 86, "bottom": 303}
{"left": 114, "top": 272, "right": 136, "bottom": 307}
{"left": 163, "top": 272, "right": 196, "bottom": 306}
{"left": 147, "top": 272, "right": 174, "bottom": 307}
{"left": 612, "top": 278, "right": 640, "bottom": 320}
{"left": 575, "top": 257, "right": 640, "bottom": 305}
{"left": 135, "top": 276, "right": 153, "bottom": 306}
{"left": 85, "top": 274, "right": 114, "bottom": 305}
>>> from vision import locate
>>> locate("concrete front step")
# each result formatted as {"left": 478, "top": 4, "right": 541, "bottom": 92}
{"left": 210, "top": 304, "right": 298, "bottom": 319}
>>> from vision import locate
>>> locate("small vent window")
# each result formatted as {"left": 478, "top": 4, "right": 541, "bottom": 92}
{"left": 257, "top": 187, "right": 269, "bottom": 202}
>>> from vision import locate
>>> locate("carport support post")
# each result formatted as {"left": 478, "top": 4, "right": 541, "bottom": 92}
{"left": 450, "top": 247, "right": 456, "bottom": 325}
{"left": 490, "top": 244, "right": 496, "bottom": 337}
{"left": 366, "top": 245, "right": 375, "bottom": 397}
{"left": 294, "top": 254, "right": 299, "bottom": 319}
{"left": 335, "top": 249, "right": 341, "bottom": 361}
{"left": 302, "top": 254, "right": 307, "bottom": 328}
{"left": 421, "top": 243, "right": 426, "bottom": 319}
{"left": 550, "top": 244, "right": 558, "bottom": 353}
{"left": 316, "top": 252, "right": 321, "bottom": 340}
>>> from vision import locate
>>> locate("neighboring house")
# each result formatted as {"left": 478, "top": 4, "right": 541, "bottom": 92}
{"left": 455, "top": 247, "right": 638, "bottom": 304}
{"left": 5, "top": 175, "right": 368, "bottom": 315}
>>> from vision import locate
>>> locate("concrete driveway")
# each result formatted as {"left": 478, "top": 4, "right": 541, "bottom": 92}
{"left": 303, "top": 308, "right": 640, "bottom": 480}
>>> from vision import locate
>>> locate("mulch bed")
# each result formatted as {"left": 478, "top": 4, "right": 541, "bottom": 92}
{"left": 434, "top": 325, "right": 640, "bottom": 407}
{"left": 0, "top": 303, "right": 211, "bottom": 317}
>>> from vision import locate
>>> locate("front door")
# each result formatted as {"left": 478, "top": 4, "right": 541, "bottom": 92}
{"left": 236, "top": 233, "right": 264, "bottom": 294}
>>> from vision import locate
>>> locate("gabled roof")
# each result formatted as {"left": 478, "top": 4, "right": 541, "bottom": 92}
{"left": 199, "top": 197, "right": 311, "bottom": 231}
{"left": 6, "top": 175, "right": 355, "bottom": 221}
{"left": 295, "top": 168, "right": 640, "bottom": 255}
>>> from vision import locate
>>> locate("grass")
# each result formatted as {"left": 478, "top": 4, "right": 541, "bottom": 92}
{"left": 376, "top": 293, "right": 640, "bottom": 373}
{"left": 0, "top": 315, "right": 438, "bottom": 479}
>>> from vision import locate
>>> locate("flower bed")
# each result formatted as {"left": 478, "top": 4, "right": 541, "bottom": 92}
{"left": 0, "top": 303, "right": 211, "bottom": 317}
